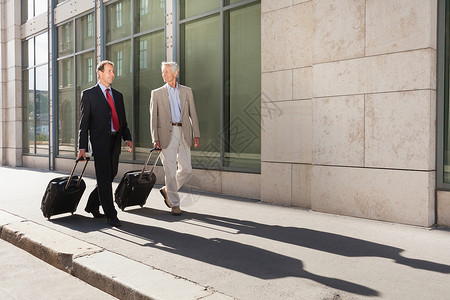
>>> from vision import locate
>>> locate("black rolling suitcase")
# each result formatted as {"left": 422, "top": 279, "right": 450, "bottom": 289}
{"left": 41, "top": 157, "right": 90, "bottom": 219}
{"left": 115, "top": 148, "right": 161, "bottom": 211}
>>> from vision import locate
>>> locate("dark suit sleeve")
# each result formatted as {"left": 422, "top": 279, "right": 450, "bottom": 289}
{"left": 78, "top": 90, "right": 90, "bottom": 151}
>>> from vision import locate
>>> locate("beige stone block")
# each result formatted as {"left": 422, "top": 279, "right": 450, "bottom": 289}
{"left": 365, "top": 90, "right": 434, "bottom": 170}
{"left": 311, "top": 166, "right": 435, "bottom": 226}
{"left": 261, "top": 70, "right": 292, "bottom": 101}
{"left": 6, "top": 66, "right": 21, "bottom": 83}
{"left": 261, "top": 100, "right": 312, "bottom": 163}
{"left": 293, "top": 0, "right": 310, "bottom": 4}
{"left": 293, "top": 67, "right": 312, "bottom": 100}
{"left": 5, "top": 0, "right": 20, "bottom": 27}
{"left": 22, "top": 155, "right": 49, "bottom": 170}
{"left": 6, "top": 38, "right": 21, "bottom": 68}
{"left": 262, "top": 2, "right": 313, "bottom": 72}
{"left": 6, "top": 79, "right": 21, "bottom": 108}
{"left": 261, "top": 0, "right": 292, "bottom": 13}
{"left": 314, "top": 0, "right": 365, "bottom": 63}
{"left": 5, "top": 120, "right": 21, "bottom": 148}
{"left": 366, "top": 0, "right": 436, "bottom": 55}
{"left": 261, "top": 162, "right": 291, "bottom": 205}
{"left": 5, "top": 24, "right": 20, "bottom": 44}
{"left": 5, "top": 107, "right": 22, "bottom": 122}
{"left": 186, "top": 169, "right": 222, "bottom": 194}
{"left": 313, "top": 95, "right": 364, "bottom": 166}
{"left": 291, "top": 163, "right": 311, "bottom": 208}
{"left": 437, "top": 191, "right": 450, "bottom": 226}
{"left": 222, "top": 172, "right": 260, "bottom": 200}
{"left": 313, "top": 49, "right": 435, "bottom": 98}
{"left": 4, "top": 147, "right": 22, "bottom": 167}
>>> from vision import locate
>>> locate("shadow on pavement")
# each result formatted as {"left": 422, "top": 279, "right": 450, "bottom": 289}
{"left": 143, "top": 210, "right": 450, "bottom": 275}
{"left": 50, "top": 208, "right": 379, "bottom": 296}
{"left": 59, "top": 207, "right": 379, "bottom": 297}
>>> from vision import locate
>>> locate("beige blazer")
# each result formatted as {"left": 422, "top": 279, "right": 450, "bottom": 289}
{"left": 150, "top": 84, "right": 200, "bottom": 149}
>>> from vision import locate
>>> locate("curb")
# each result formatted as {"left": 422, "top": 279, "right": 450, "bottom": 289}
{"left": 0, "top": 210, "right": 233, "bottom": 300}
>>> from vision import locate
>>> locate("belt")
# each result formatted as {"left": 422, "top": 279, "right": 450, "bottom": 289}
{"left": 171, "top": 122, "right": 182, "bottom": 126}
{"left": 110, "top": 131, "right": 118, "bottom": 136}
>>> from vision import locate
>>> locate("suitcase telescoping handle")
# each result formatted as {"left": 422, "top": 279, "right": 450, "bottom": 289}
{"left": 138, "top": 147, "right": 162, "bottom": 181}
{"left": 65, "top": 157, "right": 90, "bottom": 190}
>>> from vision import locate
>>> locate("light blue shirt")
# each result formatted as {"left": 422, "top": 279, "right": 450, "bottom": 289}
{"left": 166, "top": 83, "right": 181, "bottom": 123}
{"left": 99, "top": 82, "right": 117, "bottom": 132}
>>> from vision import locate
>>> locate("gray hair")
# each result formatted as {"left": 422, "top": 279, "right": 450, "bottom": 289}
{"left": 161, "top": 61, "right": 179, "bottom": 75}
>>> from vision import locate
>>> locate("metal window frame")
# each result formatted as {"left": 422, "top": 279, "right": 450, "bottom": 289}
{"left": 437, "top": 0, "right": 449, "bottom": 189}
{"left": 176, "top": 0, "right": 261, "bottom": 173}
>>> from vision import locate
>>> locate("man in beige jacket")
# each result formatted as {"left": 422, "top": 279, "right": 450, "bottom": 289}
{"left": 150, "top": 61, "right": 200, "bottom": 215}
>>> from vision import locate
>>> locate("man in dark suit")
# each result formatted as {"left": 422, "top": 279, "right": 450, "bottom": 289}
{"left": 78, "top": 60, "right": 133, "bottom": 227}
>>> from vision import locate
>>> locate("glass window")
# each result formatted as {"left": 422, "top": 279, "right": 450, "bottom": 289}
{"left": 35, "top": 65, "right": 49, "bottom": 154}
{"left": 106, "top": 0, "right": 132, "bottom": 42}
{"left": 21, "top": 0, "right": 47, "bottom": 23}
{"left": 22, "top": 38, "right": 34, "bottom": 69}
{"left": 22, "top": 31, "right": 49, "bottom": 155}
{"left": 225, "top": 0, "right": 246, "bottom": 5}
{"left": 180, "top": 0, "right": 220, "bottom": 19}
{"left": 134, "top": 31, "right": 165, "bottom": 155}
{"left": 23, "top": 69, "right": 35, "bottom": 154}
{"left": 58, "top": 58, "right": 75, "bottom": 156}
{"left": 225, "top": 3, "right": 261, "bottom": 169}
{"left": 34, "top": 0, "right": 47, "bottom": 16}
{"left": 181, "top": 15, "right": 221, "bottom": 167}
{"left": 105, "top": 0, "right": 165, "bottom": 161}
{"left": 179, "top": 0, "right": 261, "bottom": 172}
{"left": 134, "top": 0, "right": 165, "bottom": 33}
{"left": 58, "top": 22, "right": 74, "bottom": 57}
{"left": 56, "top": 12, "right": 96, "bottom": 157}
{"left": 107, "top": 41, "right": 133, "bottom": 160}
{"left": 76, "top": 13, "right": 95, "bottom": 51}
{"left": 35, "top": 32, "right": 48, "bottom": 66}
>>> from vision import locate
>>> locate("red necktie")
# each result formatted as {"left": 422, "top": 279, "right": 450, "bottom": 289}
{"left": 105, "top": 88, "right": 120, "bottom": 131}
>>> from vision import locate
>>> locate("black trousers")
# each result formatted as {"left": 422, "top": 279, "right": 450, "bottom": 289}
{"left": 86, "top": 134, "right": 120, "bottom": 219}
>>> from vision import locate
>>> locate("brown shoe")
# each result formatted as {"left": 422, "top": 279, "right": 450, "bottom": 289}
{"left": 171, "top": 206, "right": 182, "bottom": 216}
{"left": 160, "top": 187, "right": 171, "bottom": 208}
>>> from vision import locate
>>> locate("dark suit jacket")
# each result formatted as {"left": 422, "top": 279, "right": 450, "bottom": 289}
{"left": 78, "top": 84, "right": 132, "bottom": 157}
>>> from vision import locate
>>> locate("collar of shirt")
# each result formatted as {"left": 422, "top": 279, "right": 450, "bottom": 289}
{"left": 166, "top": 82, "right": 179, "bottom": 92}
{"left": 98, "top": 82, "right": 112, "bottom": 100}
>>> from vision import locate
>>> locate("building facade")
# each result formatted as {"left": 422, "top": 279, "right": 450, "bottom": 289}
{"left": 1, "top": 0, "right": 449, "bottom": 227}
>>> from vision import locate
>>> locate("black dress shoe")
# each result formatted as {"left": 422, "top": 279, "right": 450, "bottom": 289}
{"left": 107, "top": 217, "right": 122, "bottom": 227}
{"left": 85, "top": 207, "right": 105, "bottom": 218}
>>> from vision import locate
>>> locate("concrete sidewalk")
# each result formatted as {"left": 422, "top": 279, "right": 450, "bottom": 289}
{"left": 0, "top": 166, "right": 449, "bottom": 300}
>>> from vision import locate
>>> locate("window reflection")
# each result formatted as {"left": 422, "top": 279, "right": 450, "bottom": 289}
{"left": 56, "top": 12, "right": 95, "bottom": 157}
{"left": 180, "top": 0, "right": 261, "bottom": 171}
{"left": 22, "top": 30, "right": 49, "bottom": 155}
{"left": 35, "top": 32, "right": 48, "bottom": 66}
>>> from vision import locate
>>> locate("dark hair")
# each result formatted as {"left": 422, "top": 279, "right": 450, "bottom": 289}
{"left": 97, "top": 60, "right": 114, "bottom": 73}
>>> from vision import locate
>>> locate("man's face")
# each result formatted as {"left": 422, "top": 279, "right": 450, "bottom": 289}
{"left": 98, "top": 64, "right": 115, "bottom": 86}
{"left": 162, "top": 65, "right": 178, "bottom": 83}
